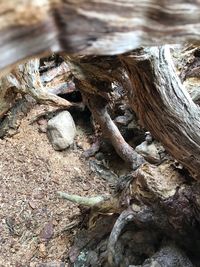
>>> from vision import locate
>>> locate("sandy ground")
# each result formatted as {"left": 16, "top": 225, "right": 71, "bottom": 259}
{"left": 0, "top": 106, "right": 110, "bottom": 267}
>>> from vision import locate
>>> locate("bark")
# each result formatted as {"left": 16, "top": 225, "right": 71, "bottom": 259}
{"left": 0, "top": 1, "right": 200, "bottom": 72}
{"left": 7, "top": 58, "right": 72, "bottom": 107}
{"left": 0, "top": 58, "right": 73, "bottom": 137}
{"left": 0, "top": 77, "right": 17, "bottom": 118}
{"left": 120, "top": 46, "right": 200, "bottom": 180}
{"left": 65, "top": 55, "right": 145, "bottom": 167}
{"left": 40, "top": 61, "right": 70, "bottom": 83}
{"left": 0, "top": 95, "right": 35, "bottom": 138}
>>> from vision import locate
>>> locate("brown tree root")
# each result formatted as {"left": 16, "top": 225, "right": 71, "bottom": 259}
{"left": 46, "top": 81, "right": 76, "bottom": 96}
{"left": 40, "top": 61, "right": 71, "bottom": 84}
{"left": 6, "top": 58, "right": 72, "bottom": 108}
{"left": 83, "top": 93, "right": 145, "bottom": 170}
{"left": 65, "top": 55, "right": 145, "bottom": 167}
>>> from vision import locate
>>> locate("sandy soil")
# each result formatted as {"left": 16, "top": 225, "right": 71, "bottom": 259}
{"left": 0, "top": 106, "right": 110, "bottom": 267}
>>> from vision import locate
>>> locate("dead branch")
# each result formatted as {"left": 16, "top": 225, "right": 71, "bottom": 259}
{"left": 107, "top": 208, "right": 135, "bottom": 267}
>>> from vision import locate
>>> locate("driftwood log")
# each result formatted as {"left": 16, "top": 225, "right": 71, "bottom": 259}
{"left": 0, "top": 0, "right": 200, "bottom": 73}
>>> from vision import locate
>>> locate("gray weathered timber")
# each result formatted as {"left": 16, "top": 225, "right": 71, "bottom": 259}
{"left": 0, "top": 0, "right": 200, "bottom": 71}
{"left": 120, "top": 46, "right": 200, "bottom": 179}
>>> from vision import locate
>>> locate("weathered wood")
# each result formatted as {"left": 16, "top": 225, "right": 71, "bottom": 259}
{"left": 6, "top": 58, "right": 72, "bottom": 108}
{"left": 120, "top": 46, "right": 200, "bottom": 179}
{"left": 0, "top": 96, "right": 35, "bottom": 138}
{"left": 0, "top": 77, "right": 17, "bottom": 118}
{"left": 83, "top": 92, "right": 145, "bottom": 169}
{"left": 0, "top": 1, "right": 200, "bottom": 72}
{"left": 68, "top": 161, "right": 200, "bottom": 266}
{"left": 40, "top": 61, "right": 70, "bottom": 83}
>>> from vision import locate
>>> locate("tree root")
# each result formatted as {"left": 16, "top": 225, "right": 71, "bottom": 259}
{"left": 120, "top": 46, "right": 200, "bottom": 180}
{"left": 57, "top": 191, "right": 108, "bottom": 207}
{"left": 68, "top": 160, "right": 200, "bottom": 266}
{"left": 40, "top": 61, "right": 71, "bottom": 84}
{"left": 83, "top": 93, "right": 145, "bottom": 170}
{"left": 46, "top": 81, "right": 76, "bottom": 96}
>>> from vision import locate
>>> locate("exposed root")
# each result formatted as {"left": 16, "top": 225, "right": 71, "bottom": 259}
{"left": 83, "top": 93, "right": 145, "bottom": 170}
{"left": 40, "top": 61, "right": 71, "bottom": 83}
{"left": 107, "top": 208, "right": 135, "bottom": 267}
{"left": 46, "top": 81, "right": 76, "bottom": 95}
{"left": 57, "top": 191, "right": 108, "bottom": 207}
{"left": 24, "top": 89, "right": 72, "bottom": 107}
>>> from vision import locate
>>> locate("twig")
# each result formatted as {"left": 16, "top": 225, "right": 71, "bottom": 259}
{"left": 57, "top": 191, "right": 108, "bottom": 207}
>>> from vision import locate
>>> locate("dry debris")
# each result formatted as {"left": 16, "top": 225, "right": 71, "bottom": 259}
{"left": 0, "top": 105, "right": 110, "bottom": 266}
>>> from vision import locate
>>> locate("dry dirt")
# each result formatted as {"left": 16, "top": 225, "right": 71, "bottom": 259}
{"left": 0, "top": 105, "right": 110, "bottom": 267}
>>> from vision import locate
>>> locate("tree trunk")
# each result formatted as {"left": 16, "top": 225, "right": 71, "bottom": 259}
{"left": 120, "top": 46, "right": 200, "bottom": 180}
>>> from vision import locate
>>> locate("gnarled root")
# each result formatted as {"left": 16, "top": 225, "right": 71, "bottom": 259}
{"left": 83, "top": 93, "right": 145, "bottom": 170}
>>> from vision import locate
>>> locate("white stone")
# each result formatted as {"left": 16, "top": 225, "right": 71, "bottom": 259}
{"left": 47, "top": 111, "right": 76, "bottom": 150}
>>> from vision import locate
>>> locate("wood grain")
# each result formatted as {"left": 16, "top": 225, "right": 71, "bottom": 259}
{"left": 0, "top": 0, "right": 200, "bottom": 71}
{"left": 121, "top": 46, "right": 200, "bottom": 179}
